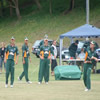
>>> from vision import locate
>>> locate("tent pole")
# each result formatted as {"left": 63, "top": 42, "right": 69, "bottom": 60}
{"left": 86, "top": 0, "right": 89, "bottom": 24}
{"left": 59, "top": 38, "right": 63, "bottom": 65}
{"left": 70, "top": 38, "right": 74, "bottom": 44}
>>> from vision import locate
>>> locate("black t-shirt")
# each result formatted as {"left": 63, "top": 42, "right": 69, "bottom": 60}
{"left": 0, "top": 47, "right": 6, "bottom": 58}
{"left": 69, "top": 43, "right": 77, "bottom": 57}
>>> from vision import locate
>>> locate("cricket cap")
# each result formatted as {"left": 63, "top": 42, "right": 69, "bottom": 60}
{"left": 25, "top": 37, "right": 28, "bottom": 41}
{"left": 11, "top": 36, "right": 15, "bottom": 40}
{"left": 90, "top": 41, "right": 95, "bottom": 45}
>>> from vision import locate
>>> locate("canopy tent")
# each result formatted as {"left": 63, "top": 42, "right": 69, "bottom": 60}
{"left": 59, "top": 24, "right": 100, "bottom": 65}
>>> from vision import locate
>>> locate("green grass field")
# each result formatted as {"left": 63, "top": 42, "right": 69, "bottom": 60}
{"left": 0, "top": 55, "right": 100, "bottom": 100}
{"left": 0, "top": 0, "right": 100, "bottom": 100}
{"left": 0, "top": 0, "right": 100, "bottom": 47}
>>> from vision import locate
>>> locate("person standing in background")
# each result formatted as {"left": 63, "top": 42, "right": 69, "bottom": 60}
{"left": 69, "top": 40, "right": 79, "bottom": 65}
{"left": 18, "top": 37, "right": 32, "bottom": 84}
{"left": 69, "top": 40, "right": 79, "bottom": 59}
{"left": 76, "top": 48, "right": 85, "bottom": 71}
{"left": 0, "top": 42, "right": 6, "bottom": 73}
{"left": 51, "top": 40, "right": 57, "bottom": 76}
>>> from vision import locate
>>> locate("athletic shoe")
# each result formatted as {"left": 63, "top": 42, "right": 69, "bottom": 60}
{"left": 27, "top": 81, "right": 32, "bottom": 84}
{"left": 18, "top": 77, "right": 21, "bottom": 81}
{"left": 85, "top": 88, "right": 90, "bottom": 92}
{"left": 38, "top": 82, "right": 41, "bottom": 85}
{"left": 5, "top": 84, "right": 8, "bottom": 88}
{"left": 45, "top": 82, "right": 48, "bottom": 85}
{"left": 10, "top": 85, "right": 13, "bottom": 88}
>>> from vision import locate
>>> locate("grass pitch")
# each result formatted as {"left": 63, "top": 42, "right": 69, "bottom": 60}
{"left": 0, "top": 55, "right": 100, "bottom": 100}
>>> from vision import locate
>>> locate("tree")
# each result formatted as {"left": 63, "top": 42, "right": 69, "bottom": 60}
{"left": 8, "top": 0, "right": 21, "bottom": 19}
{"left": 49, "top": 0, "right": 52, "bottom": 14}
{"left": 64, "top": 0, "right": 75, "bottom": 15}
{"left": 34, "top": 0, "right": 42, "bottom": 10}
{"left": 8, "top": 0, "right": 13, "bottom": 16}
{"left": 0, "top": 0, "right": 4, "bottom": 16}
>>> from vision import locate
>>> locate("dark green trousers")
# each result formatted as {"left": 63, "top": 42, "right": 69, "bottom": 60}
{"left": 83, "top": 63, "right": 92, "bottom": 89}
{"left": 6, "top": 59, "right": 15, "bottom": 85}
{"left": 38, "top": 58, "right": 50, "bottom": 82}
{"left": 19, "top": 58, "right": 29, "bottom": 82}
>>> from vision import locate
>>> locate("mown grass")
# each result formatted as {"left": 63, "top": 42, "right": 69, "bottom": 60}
{"left": 0, "top": 0, "right": 100, "bottom": 47}
{"left": 0, "top": 55, "right": 100, "bottom": 100}
{"left": 0, "top": 0, "right": 100, "bottom": 100}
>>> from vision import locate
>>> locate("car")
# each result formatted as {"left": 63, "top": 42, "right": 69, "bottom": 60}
{"left": 32, "top": 40, "right": 42, "bottom": 57}
{"left": 77, "top": 41, "right": 99, "bottom": 54}
{"left": 62, "top": 49, "right": 70, "bottom": 59}
{"left": 96, "top": 48, "right": 100, "bottom": 59}
{"left": 62, "top": 40, "right": 99, "bottom": 59}
{"left": 77, "top": 41, "right": 85, "bottom": 54}
{"left": 32, "top": 40, "right": 60, "bottom": 58}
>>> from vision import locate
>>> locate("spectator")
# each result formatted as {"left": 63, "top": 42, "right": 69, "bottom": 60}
{"left": 69, "top": 40, "right": 79, "bottom": 65}
{"left": 76, "top": 48, "right": 85, "bottom": 71}
{"left": 51, "top": 40, "right": 57, "bottom": 76}
{"left": 69, "top": 40, "right": 79, "bottom": 59}
{"left": 0, "top": 42, "right": 6, "bottom": 73}
{"left": 77, "top": 48, "right": 85, "bottom": 59}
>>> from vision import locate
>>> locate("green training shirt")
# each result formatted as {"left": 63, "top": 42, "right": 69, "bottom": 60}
{"left": 22, "top": 44, "right": 30, "bottom": 58}
{"left": 6, "top": 44, "right": 19, "bottom": 60}
{"left": 39, "top": 45, "right": 54, "bottom": 58}
{"left": 85, "top": 47, "right": 97, "bottom": 64}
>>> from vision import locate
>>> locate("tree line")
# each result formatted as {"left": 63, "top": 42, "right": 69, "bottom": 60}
{"left": 0, "top": 0, "right": 75, "bottom": 20}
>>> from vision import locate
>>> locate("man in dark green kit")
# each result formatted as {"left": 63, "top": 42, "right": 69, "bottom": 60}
{"left": 4, "top": 37, "right": 19, "bottom": 88}
{"left": 83, "top": 41, "right": 98, "bottom": 91}
{"left": 18, "top": 37, "right": 32, "bottom": 84}
{"left": 38, "top": 37, "right": 54, "bottom": 84}
{"left": 38, "top": 34, "right": 48, "bottom": 48}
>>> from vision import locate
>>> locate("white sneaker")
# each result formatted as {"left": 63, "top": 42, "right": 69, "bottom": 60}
{"left": 45, "top": 82, "right": 48, "bottom": 85}
{"left": 5, "top": 84, "right": 8, "bottom": 88}
{"left": 10, "top": 85, "right": 13, "bottom": 88}
{"left": 27, "top": 81, "right": 32, "bottom": 84}
{"left": 18, "top": 77, "right": 21, "bottom": 81}
{"left": 85, "top": 88, "right": 90, "bottom": 92}
{"left": 38, "top": 82, "right": 41, "bottom": 85}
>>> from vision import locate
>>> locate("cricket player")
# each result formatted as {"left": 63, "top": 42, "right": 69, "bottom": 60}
{"left": 4, "top": 37, "right": 19, "bottom": 88}
{"left": 38, "top": 34, "right": 48, "bottom": 48}
{"left": 18, "top": 37, "right": 32, "bottom": 84}
{"left": 38, "top": 37, "right": 54, "bottom": 84}
{"left": 83, "top": 41, "right": 98, "bottom": 91}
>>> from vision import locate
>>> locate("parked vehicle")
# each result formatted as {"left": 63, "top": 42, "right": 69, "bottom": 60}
{"left": 32, "top": 40, "right": 41, "bottom": 57}
{"left": 77, "top": 41, "right": 85, "bottom": 54}
{"left": 62, "top": 41, "right": 99, "bottom": 59}
{"left": 62, "top": 49, "right": 70, "bottom": 59}
{"left": 96, "top": 48, "right": 100, "bottom": 59}
{"left": 32, "top": 40, "right": 60, "bottom": 58}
